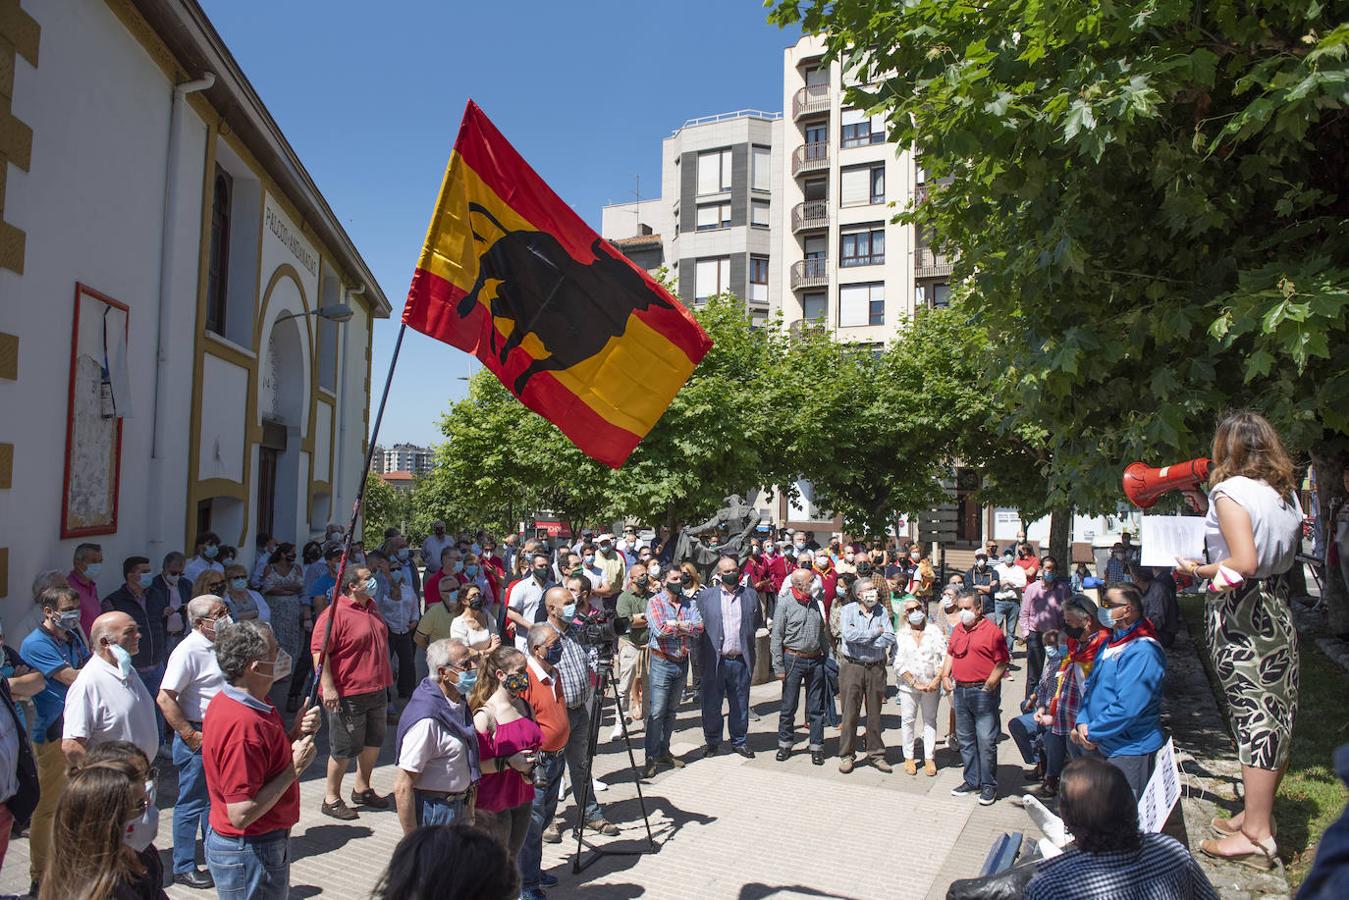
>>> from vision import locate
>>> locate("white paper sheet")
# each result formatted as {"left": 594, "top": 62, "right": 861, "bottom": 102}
{"left": 1138, "top": 738, "right": 1181, "bottom": 833}
{"left": 1140, "top": 515, "right": 1207, "bottom": 567}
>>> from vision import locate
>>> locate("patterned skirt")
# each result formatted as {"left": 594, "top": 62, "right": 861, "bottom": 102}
{"left": 1205, "top": 578, "right": 1299, "bottom": 770}
{"left": 266, "top": 594, "right": 303, "bottom": 661}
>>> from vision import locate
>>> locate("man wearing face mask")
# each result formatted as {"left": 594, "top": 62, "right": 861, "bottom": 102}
{"left": 203, "top": 620, "right": 320, "bottom": 899}
{"left": 772, "top": 569, "right": 831, "bottom": 765}
{"left": 613, "top": 563, "right": 655, "bottom": 740}
{"left": 370, "top": 549, "right": 420, "bottom": 710}
{"left": 1018, "top": 555, "right": 1071, "bottom": 698}
{"left": 421, "top": 521, "right": 454, "bottom": 583}
{"left": 101, "top": 556, "right": 171, "bottom": 747}
{"left": 19, "top": 586, "right": 91, "bottom": 892}
{"left": 644, "top": 568, "right": 704, "bottom": 777}
{"left": 592, "top": 534, "right": 626, "bottom": 611}
{"left": 148, "top": 551, "right": 193, "bottom": 646}
{"left": 940, "top": 589, "right": 1010, "bottom": 805}
{"left": 520, "top": 624, "right": 572, "bottom": 899}
{"left": 992, "top": 548, "right": 1028, "bottom": 661}
{"left": 393, "top": 638, "right": 481, "bottom": 834}
{"left": 1129, "top": 564, "right": 1179, "bottom": 649}
{"left": 507, "top": 552, "right": 555, "bottom": 651}
{"left": 157, "top": 595, "right": 231, "bottom": 889}
{"left": 384, "top": 535, "right": 423, "bottom": 607}
{"left": 694, "top": 556, "right": 760, "bottom": 760}
{"left": 62, "top": 611, "right": 159, "bottom": 767}
{"left": 67, "top": 541, "right": 104, "bottom": 636}
{"left": 1073, "top": 583, "right": 1167, "bottom": 799}
{"left": 965, "top": 549, "right": 1001, "bottom": 616}
{"left": 1105, "top": 541, "right": 1131, "bottom": 584}
{"left": 311, "top": 567, "right": 394, "bottom": 820}
{"left": 836, "top": 577, "right": 897, "bottom": 773}
{"left": 183, "top": 531, "right": 225, "bottom": 585}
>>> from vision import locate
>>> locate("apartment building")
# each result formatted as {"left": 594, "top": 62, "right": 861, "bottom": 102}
{"left": 778, "top": 35, "right": 952, "bottom": 343}
{"left": 371, "top": 443, "right": 434, "bottom": 477}
{"left": 601, "top": 110, "right": 784, "bottom": 325}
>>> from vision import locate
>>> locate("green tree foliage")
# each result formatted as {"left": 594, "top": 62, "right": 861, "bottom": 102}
{"left": 771, "top": 0, "right": 1349, "bottom": 627}
{"left": 360, "top": 471, "right": 412, "bottom": 543}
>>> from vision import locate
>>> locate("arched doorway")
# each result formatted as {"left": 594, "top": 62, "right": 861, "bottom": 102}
{"left": 259, "top": 291, "right": 308, "bottom": 543}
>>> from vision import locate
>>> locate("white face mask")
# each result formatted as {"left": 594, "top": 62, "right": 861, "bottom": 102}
{"left": 908, "top": 610, "right": 926, "bottom": 626}
{"left": 859, "top": 590, "right": 879, "bottom": 608}
{"left": 959, "top": 609, "right": 977, "bottom": 627}
{"left": 124, "top": 780, "right": 159, "bottom": 852}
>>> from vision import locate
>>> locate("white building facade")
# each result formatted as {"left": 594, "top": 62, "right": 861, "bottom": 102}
{"left": 602, "top": 110, "right": 783, "bottom": 326}
{"left": 371, "top": 443, "right": 433, "bottom": 477}
{"left": 0, "top": 0, "right": 390, "bottom": 625}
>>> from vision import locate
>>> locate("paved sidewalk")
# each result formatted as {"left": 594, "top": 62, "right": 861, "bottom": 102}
{"left": 0, "top": 667, "right": 1044, "bottom": 899}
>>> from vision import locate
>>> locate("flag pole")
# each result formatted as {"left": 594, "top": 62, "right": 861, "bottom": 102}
{"left": 308, "top": 321, "right": 408, "bottom": 709}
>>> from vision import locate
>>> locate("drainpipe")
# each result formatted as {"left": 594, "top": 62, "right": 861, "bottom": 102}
{"left": 335, "top": 284, "right": 365, "bottom": 528}
{"left": 148, "top": 73, "right": 215, "bottom": 555}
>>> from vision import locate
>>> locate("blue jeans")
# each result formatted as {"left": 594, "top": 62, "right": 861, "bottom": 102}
{"left": 137, "top": 664, "right": 167, "bottom": 744}
{"left": 1008, "top": 711, "right": 1043, "bottom": 765}
{"left": 701, "top": 655, "right": 751, "bottom": 748}
{"left": 777, "top": 654, "right": 827, "bottom": 751}
{"left": 171, "top": 731, "right": 209, "bottom": 874}
{"left": 205, "top": 827, "right": 290, "bottom": 900}
{"left": 645, "top": 655, "right": 686, "bottom": 762}
{"left": 1044, "top": 730, "right": 1068, "bottom": 779}
{"left": 415, "top": 790, "right": 467, "bottom": 826}
{"left": 994, "top": 600, "right": 1020, "bottom": 654}
{"left": 953, "top": 685, "right": 1000, "bottom": 792}
{"left": 519, "top": 750, "right": 566, "bottom": 891}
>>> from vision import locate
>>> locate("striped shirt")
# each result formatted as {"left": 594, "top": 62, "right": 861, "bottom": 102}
{"left": 646, "top": 592, "right": 703, "bottom": 659}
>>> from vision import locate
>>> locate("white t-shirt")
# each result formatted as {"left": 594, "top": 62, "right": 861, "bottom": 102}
{"left": 397, "top": 716, "right": 472, "bottom": 792}
{"left": 63, "top": 654, "right": 160, "bottom": 762}
{"left": 160, "top": 629, "right": 226, "bottom": 722}
{"left": 1205, "top": 475, "right": 1303, "bottom": 579}
{"left": 450, "top": 614, "right": 497, "bottom": 648}
{"left": 509, "top": 576, "right": 549, "bottom": 650}
{"left": 183, "top": 556, "right": 224, "bottom": 585}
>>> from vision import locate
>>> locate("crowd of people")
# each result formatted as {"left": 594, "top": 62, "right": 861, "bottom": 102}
{"left": 0, "top": 411, "right": 1337, "bottom": 899}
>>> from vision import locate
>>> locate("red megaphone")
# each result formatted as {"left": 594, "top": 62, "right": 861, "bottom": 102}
{"left": 1122, "top": 458, "right": 1211, "bottom": 509}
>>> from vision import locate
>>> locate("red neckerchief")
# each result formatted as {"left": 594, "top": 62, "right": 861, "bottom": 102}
{"left": 791, "top": 586, "right": 812, "bottom": 604}
{"left": 1106, "top": 618, "right": 1157, "bottom": 649}
{"left": 1067, "top": 628, "right": 1109, "bottom": 664}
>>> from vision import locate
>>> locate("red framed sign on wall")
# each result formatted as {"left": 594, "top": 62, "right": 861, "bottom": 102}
{"left": 60, "top": 283, "right": 130, "bottom": 538}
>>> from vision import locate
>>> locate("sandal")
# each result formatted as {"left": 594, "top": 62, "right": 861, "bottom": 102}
{"left": 1209, "top": 816, "right": 1277, "bottom": 839}
{"left": 1198, "top": 833, "right": 1278, "bottom": 871}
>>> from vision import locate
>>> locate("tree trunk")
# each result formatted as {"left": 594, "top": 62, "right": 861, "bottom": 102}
{"left": 1310, "top": 446, "right": 1349, "bottom": 636}
{"left": 1048, "top": 505, "right": 1073, "bottom": 569}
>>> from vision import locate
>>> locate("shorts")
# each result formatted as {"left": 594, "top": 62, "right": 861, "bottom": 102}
{"left": 327, "top": 690, "right": 387, "bottom": 759}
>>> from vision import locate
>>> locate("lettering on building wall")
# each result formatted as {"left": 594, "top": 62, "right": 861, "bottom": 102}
{"left": 265, "top": 205, "right": 319, "bottom": 277}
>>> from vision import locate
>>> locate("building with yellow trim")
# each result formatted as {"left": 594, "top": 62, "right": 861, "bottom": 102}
{"left": 0, "top": 0, "right": 392, "bottom": 623}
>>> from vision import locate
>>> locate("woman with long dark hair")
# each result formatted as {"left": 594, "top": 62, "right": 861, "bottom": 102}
{"left": 372, "top": 823, "right": 518, "bottom": 900}
{"left": 1179, "top": 411, "right": 1304, "bottom": 869}
{"left": 469, "top": 645, "right": 540, "bottom": 874}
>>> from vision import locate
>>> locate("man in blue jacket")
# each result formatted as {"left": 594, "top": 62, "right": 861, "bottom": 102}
{"left": 695, "top": 556, "right": 760, "bottom": 759}
{"left": 1073, "top": 582, "right": 1166, "bottom": 799}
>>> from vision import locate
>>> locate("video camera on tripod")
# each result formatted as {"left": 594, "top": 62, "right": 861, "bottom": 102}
{"left": 567, "top": 609, "right": 630, "bottom": 662}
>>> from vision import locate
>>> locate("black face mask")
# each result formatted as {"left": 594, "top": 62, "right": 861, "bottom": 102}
{"left": 856, "top": 562, "right": 873, "bottom": 576}
{"left": 797, "top": 561, "right": 811, "bottom": 570}
{"left": 1064, "top": 624, "right": 1084, "bottom": 640}
{"left": 719, "top": 572, "right": 738, "bottom": 587}
{"left": 665, "top": 581, "right": 683, "bottom": 593}
{"left": 635, "top": 575, "right": 649, "bottom": 587}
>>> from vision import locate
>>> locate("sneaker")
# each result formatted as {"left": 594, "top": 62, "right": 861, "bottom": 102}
{"left": 321, "top": 797, "right": 359, "bottom": 820}
{"left": 592, "top": 777, "right": 608, "bottom": 793}
{"left": 979, "top": 787, "right": 997, "bottom": 806}
{"left": 643, "top": 761, "right": 658, "bottom": 778}
{"left": 903, "top": 759, "right": 918, "bottom": 776}
{"left": 608, "top": 723, "right": 624, "bottom": 742}
{"left": 520, "top": 889, "right": 548, "bottom": 900}
{"left": 950, "top": 783, "right": 979, "bottom": 798}
{"left": 924, "top": 759, "right": 938, "bottom": 777}
{"left": 839, "top": 756, "right": 855, "bottom": 774}
{"left": 541, "top": 822, "right": 563, "bottom": 844}
{"left": 538, "top": 872, "right": 559, "bottom": 887}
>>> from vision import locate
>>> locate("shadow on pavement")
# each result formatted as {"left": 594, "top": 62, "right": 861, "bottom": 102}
{"left": 289, "top": 822, "right": 374, "bottom": 862}
{"left": 737, "top": 884, "right": 857, "bottom": 899}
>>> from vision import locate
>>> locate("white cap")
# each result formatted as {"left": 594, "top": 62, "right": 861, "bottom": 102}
{"left": 597, "top": 533, "right": 615, "bottom": 543}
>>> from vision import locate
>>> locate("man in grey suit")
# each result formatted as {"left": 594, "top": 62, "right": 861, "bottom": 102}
{"left": 695, "top": 555, "right": 760, "bottom": 759}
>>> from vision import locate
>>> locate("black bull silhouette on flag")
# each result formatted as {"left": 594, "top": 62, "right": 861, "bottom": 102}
{"left": 456, "top": 202, "right": 676, "bottom": 396}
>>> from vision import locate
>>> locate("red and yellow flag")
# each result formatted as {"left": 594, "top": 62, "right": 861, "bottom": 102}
{"left": 403, "top": 100, "right": 712, "bottom": 468}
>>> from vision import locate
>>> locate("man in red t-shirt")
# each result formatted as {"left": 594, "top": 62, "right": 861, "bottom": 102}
{"left": 311, "top": 567, "right": 394, "bottom": 821}
{"left": 203, "top": 620, "right": 319, "bottom": 896}
{"left": 941, "top": 589, "right": 1010, "bottom": 806}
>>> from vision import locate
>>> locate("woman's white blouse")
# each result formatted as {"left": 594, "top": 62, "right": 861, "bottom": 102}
{"left": 893, "top": 624, "right": 947, "bottom": 684}
{"left": 1204, "top": 475, "right": 1303, "bottom": 579}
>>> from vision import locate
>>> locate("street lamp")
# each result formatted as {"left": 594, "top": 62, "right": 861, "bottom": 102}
{"left": 275, "top": 304, "right": 354, "bottom": 324}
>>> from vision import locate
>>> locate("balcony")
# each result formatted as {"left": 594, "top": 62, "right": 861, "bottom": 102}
{"left": 791, "top": 199, "right": 828, "bottom": 233}
{"left": 792, "top": 142, "right": 829, "bottom": 177}
{"left": 914, "top": 243, "right": 953, "bottom": 279}
{"left": 790, "top": 256, "right": 829, "bottom": 290}
{"left": 793, "top": 84, "right": 830, "bottom": 119}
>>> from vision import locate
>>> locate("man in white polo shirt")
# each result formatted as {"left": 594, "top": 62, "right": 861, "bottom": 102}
{"left": 158, "top": 595, "right": 231, "bottom": 890}
{"left": 60, "top": 611, "right": 159, "bottom": 766}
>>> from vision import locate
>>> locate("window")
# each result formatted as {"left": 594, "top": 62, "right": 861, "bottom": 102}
{"left": 917, "top": 282, "right": 951, "bottom": 308}
{"left": 802, "top": 292, "right": 827, "bottom": 322}
{"left": 752, "top": 145, "right": 771, "bottom": 193}
{"left": 839, "top": 282, "right": 884, "bottom": 327}
{"left": 840, "top": 109, "right": 886, "bottom": 148}
{"left": 805, "top": 66, "right": 828, "bottom": 87}
{"left": 695, "top": 257, "right": 731, "bottom": 301}
{"left": 803, "top": 178, "right": 828, "bottom": 202}
{"left": 205, "top": 166, "right": 232, "bottom": 335}
{"left": 841, "top": 164, "right": 885, "bottom": 206}
{"left": 749, "top": 255, "right": 769, "bottom": 304}
{"left": 697, "top": 148, "right": 732, "bottom": 195}
{"left": 751, "top": 199, "right": 770, "bottom": 228}
{"left": 805, "top": 123, "right": 827, "bottom": 145}
{"left": 696, "top": 202, "right": 731, "bottom": 231}
{"left": 840, "top": 226, "right": 885, "bottom": 267}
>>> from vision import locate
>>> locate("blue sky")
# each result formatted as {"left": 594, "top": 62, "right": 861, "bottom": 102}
{"left": 200, "top": 0, "right": 799, "bottom": 448}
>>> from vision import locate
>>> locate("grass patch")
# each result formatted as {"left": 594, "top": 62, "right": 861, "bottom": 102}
{"left": 1179, "top": 595, "right": 1349, "bottom": 889}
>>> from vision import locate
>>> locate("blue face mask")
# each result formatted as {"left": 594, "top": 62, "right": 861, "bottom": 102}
{"left": 108, "top": 642, "right": 134, "bottom": 679}
{"left": 561, "top": 603, "right": 577, "bottom": 620}
{"left": 364, "top": 577, "right": 379, "bottom": 596}
{"left": 203, "top": 545, "right": 219, "bottom": 559}
{"left": 1041, "top": 572, "right": 1054, "bottom": 583}
{"left": 138, "top": 572, "right": 154, "bottom": 589}
{"left": 544, "top": 643, "right": 564, "bottom": 665}
{"left": 1045, "top": 644, "right": 1064, "bottom": 661}
{"left": 84, "top": 562, "right": 103, "bottom": 579}
{"left": 1096, "top": 607, "right": 1115, "bottom": 629}
{"left": 453, "top": 561, "right": 464, "bottom": 573}
{"left": 454, "top": 669, "right": 478, "bottom": 694}
{"left": 465, "top": 564, "right": 479, "bottom": 577}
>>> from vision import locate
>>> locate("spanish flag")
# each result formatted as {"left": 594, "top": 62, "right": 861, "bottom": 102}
{"left": 403, "top": 101, "right": 713, "bottom": 468}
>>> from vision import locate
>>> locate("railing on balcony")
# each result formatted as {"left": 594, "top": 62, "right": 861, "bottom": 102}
{"left": 914, "top": 243, "right": 953, "bottom": 279}
{"left": 791, "top": 199, "right": 828, "bottom": 233}
{"left": 792, "top": 142, "right": 829, "bottom": 177}
{"left": 790, "top": 256, "right": 829, "bottom": 290}
{"left": 793, "top": 84, "right": 830, "bottom": 119}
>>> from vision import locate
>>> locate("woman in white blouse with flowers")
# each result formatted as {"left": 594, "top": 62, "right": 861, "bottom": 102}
{"left": 894, "top": 595, "right": 947, "bottom": 776}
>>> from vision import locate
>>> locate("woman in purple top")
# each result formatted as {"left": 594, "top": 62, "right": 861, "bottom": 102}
{"left": 470, "top": 645, "right": 541, "bottom": 872}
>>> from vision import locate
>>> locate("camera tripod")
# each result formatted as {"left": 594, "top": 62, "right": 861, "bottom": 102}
{"left": 570, "top": 657, "right": 656, "bottom": 872}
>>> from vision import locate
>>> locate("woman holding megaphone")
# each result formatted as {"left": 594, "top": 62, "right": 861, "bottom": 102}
{"left": 1175, "top": 411, "right": 1303, "bottom": 870}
